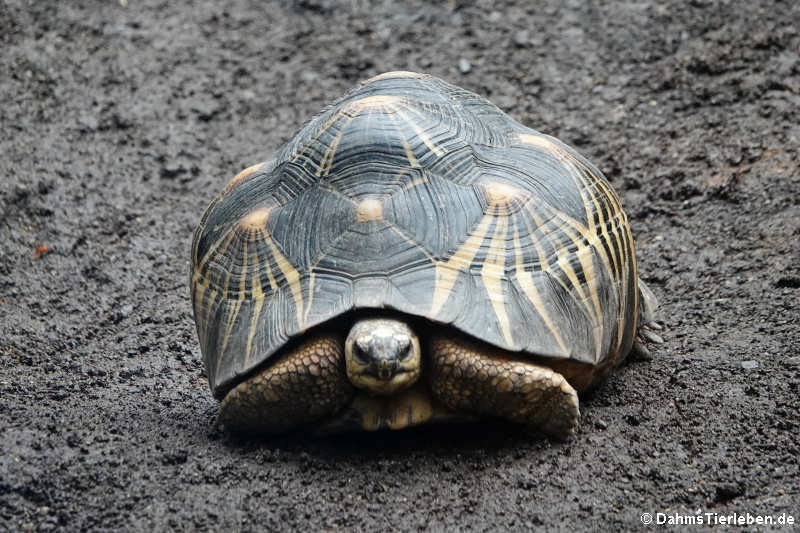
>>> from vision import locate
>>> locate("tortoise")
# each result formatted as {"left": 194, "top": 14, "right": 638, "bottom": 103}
{"left": 190, "top": 71, "right": 661, "bottom": 439}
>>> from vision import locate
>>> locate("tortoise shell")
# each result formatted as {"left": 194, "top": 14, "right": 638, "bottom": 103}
{"left": 191, "top": 71, "right": 639, "bottom": 399}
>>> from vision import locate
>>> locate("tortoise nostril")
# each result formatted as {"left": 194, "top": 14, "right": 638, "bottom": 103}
{"left": 377, "top": 361, "right": 396, "bottom": 380}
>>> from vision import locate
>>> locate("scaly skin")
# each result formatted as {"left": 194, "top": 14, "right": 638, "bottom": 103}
{"left": 219, "top": 328, "right": 581, "bottom": 439}
{"left": 219, "top": 334, "right": 355, "bottom": 434}
{"left": 428, "top": 335, "right": 580, "bottom": 440}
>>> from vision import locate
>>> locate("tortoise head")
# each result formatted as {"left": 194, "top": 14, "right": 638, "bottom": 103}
{"left": 344, "top": 318, "right": 421, "bottom": 395}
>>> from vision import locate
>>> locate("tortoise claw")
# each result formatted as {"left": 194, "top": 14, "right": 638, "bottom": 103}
{"left": 631, "top": 320, "right": 664, "bottom": 361}
{"left": 631, "top": 339, "right": 653, "bottom": 361}
{"left": 645, "top": 320, "right": 664, "bottom": 331}
{"left": 640, "top": 328, "right": 664, "bottom": 344}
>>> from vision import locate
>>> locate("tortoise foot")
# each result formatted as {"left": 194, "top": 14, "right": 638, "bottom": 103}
{"left": 315, "top": 383, "right": 477, "bottom": 434}
{"left": 219, "top": 334, "right": 355, "bottom": 434}
{"left": 429, "top": 336, "right": 580, "bottom": 440}
{"left": 631, "top": 321, "right": 665, "bottom": 361}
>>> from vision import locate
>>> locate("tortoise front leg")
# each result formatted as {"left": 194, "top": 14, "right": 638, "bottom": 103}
{"left": 428, "top": 336, "right": 580, "bottom": 440}
{"left": 219, "top": 334, "right": 355, "bottom": 434}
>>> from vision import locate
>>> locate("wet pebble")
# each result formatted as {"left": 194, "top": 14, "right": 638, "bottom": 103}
{"left": 740, "top": 360, "right": 759, "bottom": 370}
{"left": 458, "top": 58, "right": 471, "bottom": 74}
{"left": 78, "top": 114, "right": 99, "bottom": 131}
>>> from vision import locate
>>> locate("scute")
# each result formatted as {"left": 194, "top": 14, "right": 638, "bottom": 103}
{"left": 191, "top": 72, "right": 639, "bottom": 398}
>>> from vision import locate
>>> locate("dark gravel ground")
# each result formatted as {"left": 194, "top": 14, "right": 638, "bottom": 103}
{"left": 1, "top": 1, "right": 799, "bottom": 531}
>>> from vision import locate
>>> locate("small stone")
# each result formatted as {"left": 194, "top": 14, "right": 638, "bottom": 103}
{"left": 299, "top": 70, "right": 318, "bottom": 82}
{"left": 78, "top": 114, "right": 99, "bottom": 131}
{"left": 595, "top": 419, "right": 607, "bottom": 430}
{"left": 740, "top": 360, "right": 759, "bottom": 370}
{"left": 458, "top": 58, "right": 471, "bottom": 74}
{"left": 488, "top": 11, "right": 502, "bottom": 22}
{"left": 513, "top": 30, "right": 530, "bottom": 47}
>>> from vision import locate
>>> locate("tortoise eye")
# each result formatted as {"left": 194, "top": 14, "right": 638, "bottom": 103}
{"left": 400, "top": 343, "right": 413, "bottom": 361}
{"left": 353, "top": 340, "right": 370, "bottom": 364}
{"left": 395, "top": 338, "right": 412, "bottom": 360}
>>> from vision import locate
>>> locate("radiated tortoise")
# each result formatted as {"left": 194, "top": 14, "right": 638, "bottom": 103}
{"left": 190, "top": 71, "right": 661, "bottom": 439}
